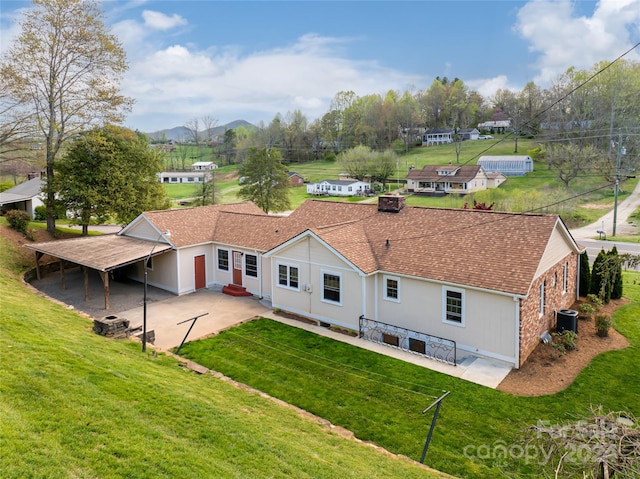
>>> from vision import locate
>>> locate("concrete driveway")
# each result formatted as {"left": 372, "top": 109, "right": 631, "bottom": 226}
{"left": 119, "top": 288, "right": 270, "bottom": 350}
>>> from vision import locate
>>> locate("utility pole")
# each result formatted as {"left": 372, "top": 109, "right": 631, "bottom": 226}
{"left": 612, "top": 131, "right": 623, "bottom": 237}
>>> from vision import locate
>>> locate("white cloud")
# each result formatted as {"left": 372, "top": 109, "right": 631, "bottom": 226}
{"left": 467, "top": 75, "right": 517, "bottom": 100}
{"left": 121, "top": 32, "right": 422, "bottom": 131}
{"left": 0, "top": 6, "right": 29, "bottom": 56}
{"left": 515, "top": 0, "right": 640, "bottom": 85}
{"left": 141, "top": 10, "right": 187, "bottom": 31}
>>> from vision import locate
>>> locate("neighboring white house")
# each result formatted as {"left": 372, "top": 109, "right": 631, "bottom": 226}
{"left": 157, "top": 171, "right": 212, "bottom": 183}
{"left": 0, "top": 177, "right": 44, "bottom": 218}
{"left": 192, "top": 161, "right": 218, "bottom": 171}
{"left": 458, "top": 128, "right": 480, "bottom": 141}
{"left": 478, "top": 120, "right": 511, "bottom": 133}
{"left": 478, "top": 156, "right": 534, "bottom": 176}
{"left": 406, "top": 165, "right": 495, "bottom": 195}
{"left": 306, "top": 179, "right": 371, "bottom": 196}
{"left": 422, "top": 128, "right": 454, "bottom": 146}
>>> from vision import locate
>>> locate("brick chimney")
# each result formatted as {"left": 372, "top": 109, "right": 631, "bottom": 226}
{"left": 377, "top": 194, "right": 406, "bottom": 213}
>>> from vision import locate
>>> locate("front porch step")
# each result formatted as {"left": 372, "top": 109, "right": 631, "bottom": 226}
{"left": 222, "top": 284, "right": 253, "bottom": 297}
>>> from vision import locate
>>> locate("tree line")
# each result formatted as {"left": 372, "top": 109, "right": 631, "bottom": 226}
{"left": 1, "top": 0, "right": 638, "bottom": 232}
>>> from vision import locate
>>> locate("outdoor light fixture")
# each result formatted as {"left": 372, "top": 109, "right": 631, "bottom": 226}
{"left": 143, "top": 230, "right": 171, "bottom": 352}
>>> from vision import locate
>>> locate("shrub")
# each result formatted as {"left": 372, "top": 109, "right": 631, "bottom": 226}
{"left": 25, "top": 228, "right": 37, "bottom": 241}
{"left": 578, "top": 303, "right": 596, "bottom": 320}
{"left": 587, "top": 294, "right": 603, "bottom": 308}
{"left": 551, "top": 330, "right": 577, "bottom": 352}
{"left": 34, "top": 205, "right": 47, "bottom": 221}
{"left": 5, "top": 209, "right": 31, "bottom": 233}
{"left": 579, "top": 251, "right": 590, "bottom": 297}
{"left": 595, "top": 315, "right": 611, "bottom": 337}
{"left": 34, "top": 203, "right": 67, "bottom": 221}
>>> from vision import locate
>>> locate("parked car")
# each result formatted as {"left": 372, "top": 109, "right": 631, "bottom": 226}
{"left": 478, "top": 135, "right": 494, "bottom": 140}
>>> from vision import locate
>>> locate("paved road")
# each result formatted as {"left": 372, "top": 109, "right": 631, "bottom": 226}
{"left": 569, "top": 180, "right": 640, "bottom": 268}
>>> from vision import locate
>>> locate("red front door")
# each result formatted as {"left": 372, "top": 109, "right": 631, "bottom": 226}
{"left": 194, "top": 255, "right": 206, "bottom": 290}
{"left": 232, "top": 251, "right": 243, "bottom": 285}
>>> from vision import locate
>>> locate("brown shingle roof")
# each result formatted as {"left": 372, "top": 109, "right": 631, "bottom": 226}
{"left": 24, "top": 234, "right": 172, "bottom": 271}
{"left": 142, "top": 199, "right": 574, "bottom": 296}
{"left": 307, "top": 205, "right": 564, "bottom": 296}
{"left": 143, "top": 202, "right": 265, "bottom": 247}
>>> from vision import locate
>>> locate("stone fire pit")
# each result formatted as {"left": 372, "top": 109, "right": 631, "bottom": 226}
{"left": 93, "top": 315, "right": 130, "bottom": 339}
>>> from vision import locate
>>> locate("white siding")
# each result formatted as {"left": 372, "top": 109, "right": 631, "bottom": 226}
{"left": 534, "top": 225, "right": 575, "bottom": 279}
{"left": 123, "top": 218, "right": 161, "bottom": 241}
{"left": 131, "top": 250, "right": 179, "bottom": 294}
{"left": 270, "top": 236, "right": 363, "bottom": 329}
{"left": 375, "top": 275, "right": 517, "bottom": 363}
{"left": 177, "top": 245, "right": 213, "bottom": 294}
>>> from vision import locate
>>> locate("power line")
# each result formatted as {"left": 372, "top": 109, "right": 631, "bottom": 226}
{"left": 220, "top": 328, "right": 446, "bottom": 398}
{"left": 460, "top": 41, "right": 640, "bottom": 166}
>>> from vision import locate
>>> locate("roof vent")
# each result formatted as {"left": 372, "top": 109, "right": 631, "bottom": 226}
{"left": 378, "top": 194, "right": 405, "bottom": 213}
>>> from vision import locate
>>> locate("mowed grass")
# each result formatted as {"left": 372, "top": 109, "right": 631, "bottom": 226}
{"left": 0, "top": 234, "right": 447, "bottom": 479}
{"left": 178, "top": 274, "right": 640, "bottom": 479}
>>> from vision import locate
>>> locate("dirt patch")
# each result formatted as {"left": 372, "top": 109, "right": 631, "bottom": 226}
{"left": 581, "top": 202, "right": 613, "bottom": 210}
{"left": 497, "top": 298, "right": 630, "bottom": 396}
{"left": 0, "top": 223, "right": 78, "bottom": 265}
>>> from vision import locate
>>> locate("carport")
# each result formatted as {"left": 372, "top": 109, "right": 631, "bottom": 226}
{"left": 25, "top": 234, "right": 173, "bottom": 310}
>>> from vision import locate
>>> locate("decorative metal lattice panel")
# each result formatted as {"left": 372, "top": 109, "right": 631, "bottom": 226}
{"left": 359, "top": 316, "right": 456, "bottom": 365}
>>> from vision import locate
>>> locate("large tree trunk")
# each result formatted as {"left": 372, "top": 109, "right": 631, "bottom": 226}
{"left": 46, "top": 160, "right": 56, "bottom": 235}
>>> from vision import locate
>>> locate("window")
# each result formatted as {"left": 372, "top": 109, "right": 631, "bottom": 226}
{"left": 443, "top": 288, "right": 464, "bottom": 325}
{"left": 322, "top": 272, "right": 341, "bottom": 304}
{"left": 277, "top": 264, "right": 299, "bottom": 289}
{"left": 245, "top": 254, "right": 257, "bottom": 277}
{"left": 562, "top": 263, "right": 568, "bottom": 293}
{"left": 384, "top": 275, "right": 400, "bottom": 302}
{"left": 409, "top": 338, "right": 426, "bottom": 354}
{"left": 539, "top": 281, "right": 545, "bottom": 316}
{"left": 217, "top": 249, "right": 229, "bottom": 271}
{"left": 382, "top": 333, "right": 399, "bottom": 347}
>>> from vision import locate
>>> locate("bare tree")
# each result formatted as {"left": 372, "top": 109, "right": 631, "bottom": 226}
{"left": 201, "top": 115, "right": 218, "bottom": 161}
{"left": 184, "top": 118, "right": 201, "bottom": 146}
{"left": 0, "top": 84, "right": 35, "bottom": 164}
{"left": 1, "top": 0, "right": 132, "bottom": 233}
{"left": 529, "top": 407, "right": 639, "bottom": 479}
{"left": 546, "top": 143, "right": 598, "bottom": 186}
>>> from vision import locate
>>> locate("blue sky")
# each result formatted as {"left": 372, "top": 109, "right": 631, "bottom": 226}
{"left": 2, "top": 1, "right": 639, "bottom": 132}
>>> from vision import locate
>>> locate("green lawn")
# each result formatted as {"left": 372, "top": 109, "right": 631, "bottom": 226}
{"left": 0, "top": 233, "right": 446, "bottom": 479}
{"left": 168, "top": 137, "right": 638, "bottom": 231}
{"left": 178, "top": 274, "right": 640, "bottom": 479}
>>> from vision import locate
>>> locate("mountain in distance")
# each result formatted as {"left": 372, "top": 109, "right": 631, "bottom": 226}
{"left": 147, "top": 119, "right": 255, "bottom": 142}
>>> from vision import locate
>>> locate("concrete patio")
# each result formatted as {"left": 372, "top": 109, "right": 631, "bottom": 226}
{"left": 29, "top": 265, "right": 513, "bottom": 388}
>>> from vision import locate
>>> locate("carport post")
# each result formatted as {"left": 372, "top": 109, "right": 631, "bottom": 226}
{"left": 142, "top": 230, "right": 171, "bottom": 353}
{"left": 83, "top": 266, "right": 89, "bottom": 301}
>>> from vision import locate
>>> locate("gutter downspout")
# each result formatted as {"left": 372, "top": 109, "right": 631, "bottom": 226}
{"left": 514, "top": 296, "right": 520, "bottom": 369}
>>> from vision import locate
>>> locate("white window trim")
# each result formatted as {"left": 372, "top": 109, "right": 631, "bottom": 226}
{"left": 245, "top": 253, "right": 258, "bottom": 278}
{"left": 321, "top": 269, "right": 342, "bottom": 306}
{"left": 562, "top": 263, "right": 568, "bottom": 294}
{"left": 217, "top": 248, "right": 229, "bottom": 272}
{"left": 383, "top": 275, "right": 400, "bottom": 303}
{"left": 539, "top": 281, "right": 545, "bottom": 316}
{"left": 442, "top": 286, "right": 465, "bottom": 327}
{"left": 276, "top": 262, "right": 300, "bottom": 291}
